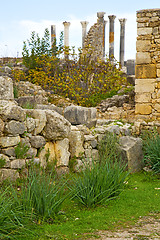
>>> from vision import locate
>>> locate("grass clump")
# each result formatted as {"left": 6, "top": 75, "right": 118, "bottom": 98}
{"left": 143, "top": 130, "right": 160, "bottom": 174}
{"left": 12, "top": 164, "right": 67, "bottom": 222}
{"left": 15, "top": 142, "right": 29, "bottom": 159}
{"left": 70, "top": 133, "right": 128, "bottom": 208}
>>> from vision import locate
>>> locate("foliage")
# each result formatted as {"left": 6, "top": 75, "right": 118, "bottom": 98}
{"left": 0, "top": 187, "right": 32, "bottom": 240}
{"left": 13, "top": 85, "right": 19, "bottom": 98}
{"left": 143, "top": 129, "right": 160, "bottom": 174}
{"left": 22, "top": 28, "right": 52, "bottom": 69}
{"left": 0, "top": 157, "right": 6, "bottom": 168}
{"left": 12, "top": 29, "right": 126, "bottom": 107}
{"left": 15, "top": 142, "right": 30, "bottom": 159}
{"left": 70, "top": 133, "right": 128, "bottom": 208}
{"left": 12, "top": 165, "right": 67, "bottom": 222}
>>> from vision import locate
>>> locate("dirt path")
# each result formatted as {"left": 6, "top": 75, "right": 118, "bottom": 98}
{"left": 88, "top": 214, "right": 160, "bottom": 239}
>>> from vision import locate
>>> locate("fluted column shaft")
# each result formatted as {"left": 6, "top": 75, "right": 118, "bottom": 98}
{"left": 51, "top": 25, "right": 56, "bottom": 47}
{"left": 63, "top": 21, "right": 71, "bottom": 47}
{"left": 119, "top": 18, "right": 127, "bottom": 67}
{"left": 108, "top": 15, "right": 116, "bottom": 60}
{"left": 80, "top": 21, "right": 89, "bottom": 48}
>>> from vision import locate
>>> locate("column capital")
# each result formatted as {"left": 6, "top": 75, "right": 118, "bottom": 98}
{"left": 63, "top": 21, "right": 71, "bottom": 27}
{"left": 108, "top": 15, "right": 116, "bottom": 21}
{"left": 80, "top": 21, "right": 89, "bottom": 28}
{"left": 119, "top": 18, "right": 127, "bottom": 25}
{"left": 97, "top": 12, "right": 106, "bottom": 23}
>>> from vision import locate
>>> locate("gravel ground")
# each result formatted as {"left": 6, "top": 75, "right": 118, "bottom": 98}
{"left": 87, "top": 214, "right": 160, "bottom": 239}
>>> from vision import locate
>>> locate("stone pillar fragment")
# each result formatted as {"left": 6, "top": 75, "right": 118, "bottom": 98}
{"left": 108, "top": 15, "right": 116, "bottom": 60}
{"left": 80, "top": 21, "right": 89, "bottom": 48}
{"left": 119, "top": 18, "right": 127, "bottom": 67}
{"left": 63, "top": 21, "right": 71, "bottom": 47}
{"left": 97, "top": 12, "right": 106, "bottom": 58}
{"left": 51, "top": 25, "right": 56, "bottom": 47}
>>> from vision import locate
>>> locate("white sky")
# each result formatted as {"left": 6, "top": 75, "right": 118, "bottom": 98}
{"left": 0, "top": 0, "right": 159, "bottom": 61}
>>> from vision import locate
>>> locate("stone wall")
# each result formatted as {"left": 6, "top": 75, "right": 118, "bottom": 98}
{"left": 83, "top": 13, "right": 106, "bottom": 61}
{"left": 0, "top": 77, "right": 143, "bottom": 180}
{"left": 135, "top": 8, "right": 160, "bottom": 120}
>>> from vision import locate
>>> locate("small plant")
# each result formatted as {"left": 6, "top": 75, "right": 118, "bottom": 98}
{"left": 15, "top": 142, "right": 29, "bottom": 159}
{"left": 13, "top": 85, "right": 19, "bottom": 98}
{"left": 21, "top": 102, "right": 35, "bottom": 109}
{"left": 0, "top": 157, "right": 6, "bottom": 168}
{"left": 68, "top": 156, "right": 78, "bottom": 172}
{"left": 143, "top": 130, "right": 160, "bottom": 174}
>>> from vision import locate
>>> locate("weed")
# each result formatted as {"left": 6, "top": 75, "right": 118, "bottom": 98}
{"left": 13, "top": 85, "right": 19, "bottom": 98}
{"left": 0, "top": 157, "right": 6, "bottom": 168}
{"left": 15, "top": 142, "right": 30, "bottom": 159}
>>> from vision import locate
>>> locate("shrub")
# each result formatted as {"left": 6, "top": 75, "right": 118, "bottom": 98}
{"left": 143, "top": 130, "right": 160, "bottom": 174}
{"left": 12, "top": 29, "right": 126, "bottom": 107}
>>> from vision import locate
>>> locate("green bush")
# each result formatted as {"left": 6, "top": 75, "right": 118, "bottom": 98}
{"left": 143, "top": 130, "right": 160, "bottom": 173}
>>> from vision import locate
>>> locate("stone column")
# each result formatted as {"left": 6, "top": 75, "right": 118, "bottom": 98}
{"left": 97, "top": 12, "right": 106, "bottom": 58}
{"left": 108, "top": 15, "right": 116, "bottom": 60}
{"left": 97, "top": 12, "right": 106, "bottom": 23}
{"left": 51, "top": 25, "right": 56, "bottom": 47}
{"left": 119, "top": 18, "right": 127, "bottom": 67}
{"left": 80, "top": 21, "right": 89, "bottom": 48}
{"left": 63, "top": 21, "right": 71, "bottom": 47}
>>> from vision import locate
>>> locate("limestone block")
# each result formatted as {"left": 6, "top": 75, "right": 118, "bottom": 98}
{"left": 0, "top": 169, "right": 19, "bottom": 181}
{"left": 42, "top": 110, "right": 71, "bottom": 141}
{"left": 36, "top": 104, "right": 63, "bottom": 115}
{"left": 154, "top": 103, "right": 160, "bottom": 112}
{"left": 0, "top": 76, "right": 14, "bottom": 100}
{"left": 137, "top": 27, "right": 152, "bottom": 36}
{"left": 5, "top": 120, "right": 26, "bottom": 136}
{"left": 11, "top": 159, "right": 26, "bottom": 169}
{"left": 0, "top": 136, "right": 20, "bottom": 148}
{"left": 119, "top": 136, "right": 143, "bottom": 173}
{"left": 30, "top": 136, "right": 46, "bottom": 148}
{"left": 0, "top": 104, "right": 26, "bottom": 122}
{"left": 69, "top": 129, "right": 84, "bottom": 158}
{"left": 135, "top": 104, "right": 152, "bottom": 115}
{"left": 64, "top": 106, "right": 97, "bottom": 128}
{"left": 26, "top": 148, "right": 37, "bottom": 159}
{"left": 135, "top": 93, "right": 151, "bottom": 103}
{"left": 135, "top": 64, "right": 156, "bottom": 79}
{"left": 91, "top": 149, "right": 99, "bottom": 160}
{"left": 1, "top": 147, "right": 16, "bottom": 157}
{"left": 25, "top": 109, "right": 46, "bottom": 135}
{"left": 54, "top": 138, "right": 70, "bottom": 166}
{"left": 26, "top": 117, "right": 36, "bottom": 132}
{"left": 38, "top": 142, "right": 56, "bottom": 168}
{"left": 157, "top": 69, "right": 160, "bottom": 78}
{"left": 0, "top": 154, "right": 10, "bottom": 168}
{"left": 0, "top": 118, "right": 4, "bottom": 135}
{"left": 135, "top": 79, "right": 156, "bottom": 93}
{"left": 136, "top": 52, "right": 151, "bottom": 64}
{"left": 157, "top": 90, "right": 160, "bottom": 98}
{"left": 136, "top": 40, "right": 151, "bottom": 52}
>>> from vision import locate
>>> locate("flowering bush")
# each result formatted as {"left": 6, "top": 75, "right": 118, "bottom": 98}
{"left": 12, "top": 29, "right": 127, "bottom": 107}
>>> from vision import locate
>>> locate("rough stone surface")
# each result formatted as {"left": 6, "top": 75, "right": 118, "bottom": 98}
{"left": 25, "top": 109, "right": 47, "bottom": 135}
{"left": 69, "top": 127, "right": 84, "bottom": 158}
{"left": 0, "top": 76, "right": 14, "bottom": 100}
{"left": 26, "top": 117, "right": 36, "bottom": 132}
{"left": 42, "top": 110, "right": 71, "bottom": 141}
{"left": 0, "top": 118, "right": 4, "bottom": 135}
{"left": 54, "top": 138, "right": 70, "bottom": 166}
{"left": 64, "top": 106, "right": 97, "bottom": 128}
{"left": 0, "top": 169, "right": 19, "bottom": 181}
{"left": 0, "top": 136, "right": 20, "bottom": 148}
{"left": 119, "top": 136, "right": 144, "bottom": 173}
{"left": 0, "top": 104, "right": 26, "bottom": 122}
{"left": 30, "top": 136, "right": 46, "bottom": 148}
{"left": 1, "top": 147, "right": 16, "bottom": 157}
{"left": 36, "top": 104, "right": 63, "bottom": 115}
{"left": 4, "top": 120, "right": 26, "bottom": 136}
{"left": 11, "top": 159, "right": 26, "bottom": 169}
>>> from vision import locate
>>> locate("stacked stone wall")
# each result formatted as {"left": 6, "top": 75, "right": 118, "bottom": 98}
{"left": 135, "top": 8, "right": 160, "bottom": 120}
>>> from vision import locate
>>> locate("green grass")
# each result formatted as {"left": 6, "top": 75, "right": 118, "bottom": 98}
{"left": 11, "top": 171, "right": 160, "bottom": 240}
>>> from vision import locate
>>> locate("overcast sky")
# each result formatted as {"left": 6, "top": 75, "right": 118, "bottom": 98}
{"left": 0, "top": 0, "right": 159, "bottom": 61}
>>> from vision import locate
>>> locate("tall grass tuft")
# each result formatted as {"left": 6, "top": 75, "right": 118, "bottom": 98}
{"left": 12, "top": 165, "right": 67, "bottom": 222}
{"left": 71, "top": 133, "right": 128, "bottom": 208}
{"left": 143, "top": 130, "right": 160, "bottom": 174}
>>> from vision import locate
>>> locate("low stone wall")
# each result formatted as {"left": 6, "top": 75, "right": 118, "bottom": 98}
{"left": 135, "top": 8, "right": 160, "bottom": 120}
